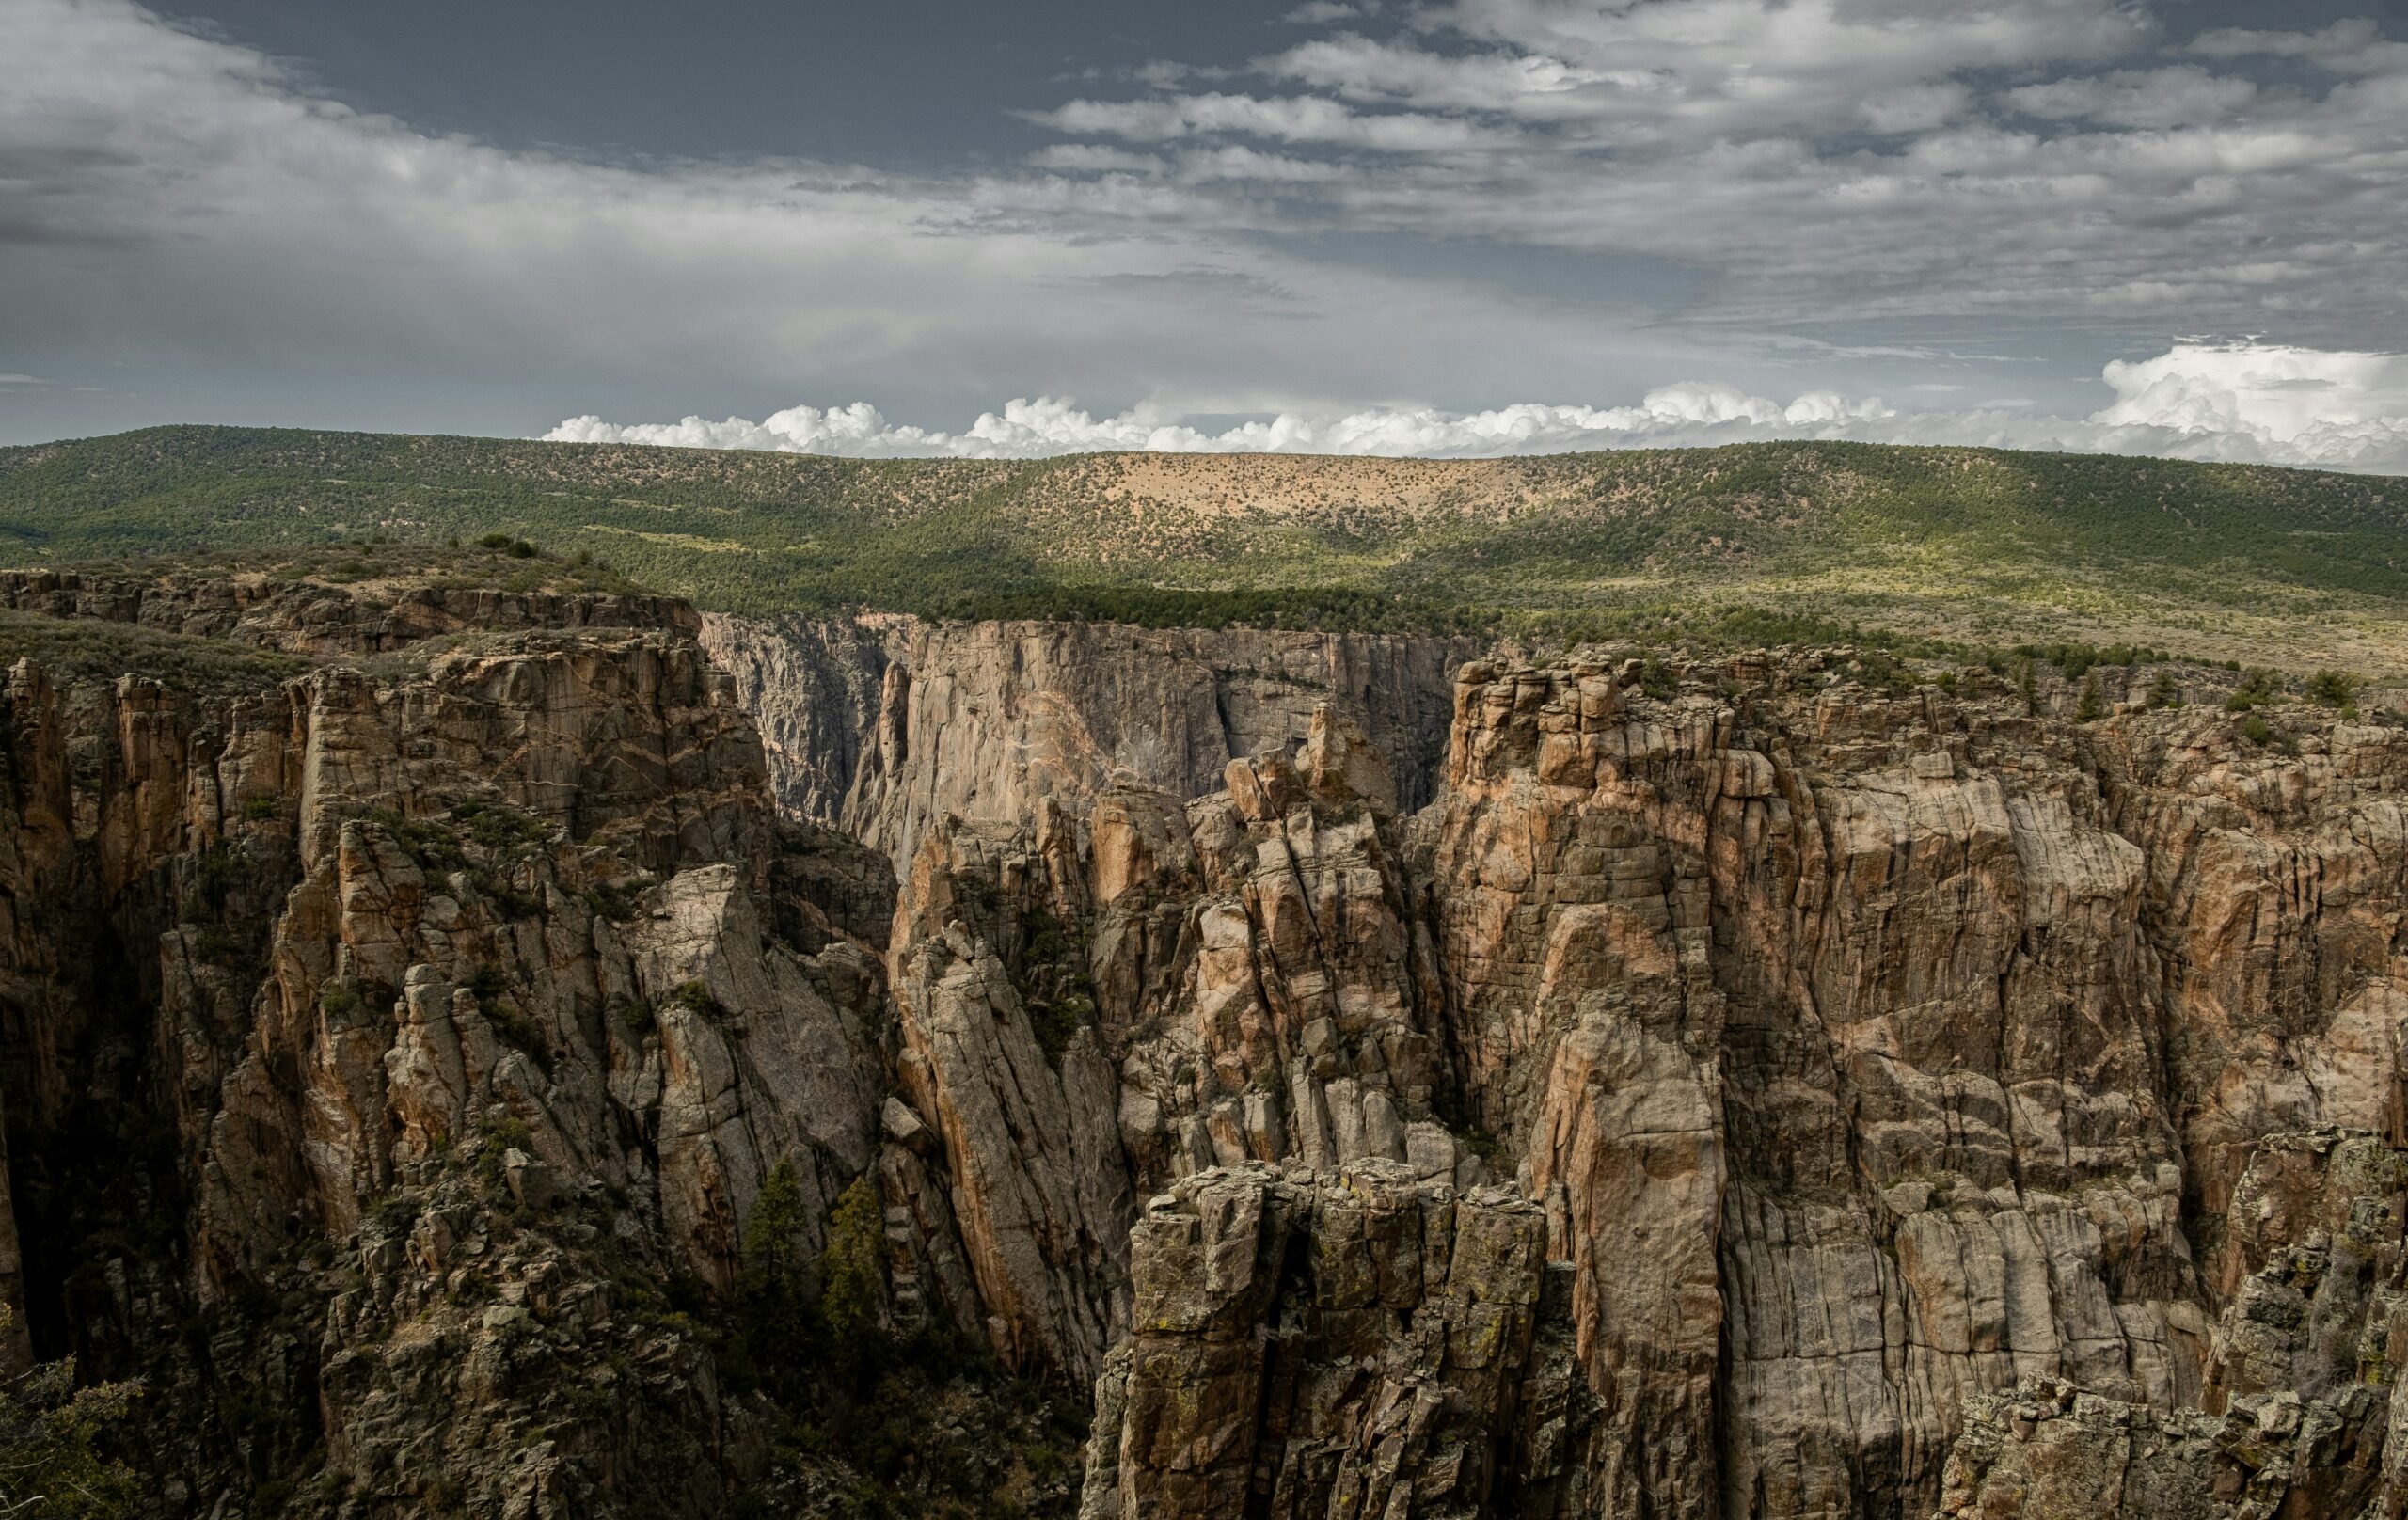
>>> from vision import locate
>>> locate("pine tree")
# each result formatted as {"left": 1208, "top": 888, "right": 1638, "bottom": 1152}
{"left": 0, "top": 1306, "right": 141, "bottom": 1520}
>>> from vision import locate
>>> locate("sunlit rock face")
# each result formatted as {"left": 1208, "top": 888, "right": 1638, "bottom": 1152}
{"left": 700, "top": 610, "right": 1479, "bottom": 868}
{"left": 905, "top": 645, "right": 2408, "bottom": 1519}
{"left": 6, "top": 570, "right": 2407, "bottom": 1518}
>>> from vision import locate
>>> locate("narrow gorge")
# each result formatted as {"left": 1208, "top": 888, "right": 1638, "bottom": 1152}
{"left": 1, "top": 562, "right": 2402, "bottom": 1518}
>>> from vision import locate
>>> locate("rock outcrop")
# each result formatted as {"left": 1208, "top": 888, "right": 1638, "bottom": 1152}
{"left": 887, "top": 646, "right": 2408, "bottom": 1518}
{"left": 704, "top": 611, "right": 1481, "bottom": 867}
{"left": 886, "top": 811, "right": 1133, "bottom": 1383}
{"left": 0, "top": 578, "right": 905, "bottom": 1513}
{"left": 1078, "top": 1161, "right": 1588, "bottom": 1520}
{"left": 6, "top": 569, "right": 2408, "bottom": 1519}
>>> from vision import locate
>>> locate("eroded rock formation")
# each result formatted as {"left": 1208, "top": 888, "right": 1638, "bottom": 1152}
{"left": 887, "top": 647, "right": 2408, "bottom": 1518}
{"left": 701, "top": 611, "right": 1481, "bottom": 867}
{"left": 0, "top": 578, "right": 899, "bottom": 1513}
{"left": 3, "top": 570, "right": 2406, "bottom": 1518}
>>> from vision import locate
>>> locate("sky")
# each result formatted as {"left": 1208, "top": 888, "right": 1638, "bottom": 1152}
{"left": 4, "top": 0, "right": 2407, "bottom": 468}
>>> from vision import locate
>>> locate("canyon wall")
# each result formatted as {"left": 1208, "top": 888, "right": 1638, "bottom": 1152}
{"left": 872, "top": 645, "right": 2408, "bottom": 1518}
{"left": 0, "top": 573, "right": 901, "bottom": 1513}
{"left": 1, "top": 571, "right": 2402, "bottom": 1517}
{"left": 699, "top": 612, "right": 1483, "bottom": 866}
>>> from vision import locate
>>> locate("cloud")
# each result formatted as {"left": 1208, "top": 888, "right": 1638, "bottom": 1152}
{"left": 0, "top": 0, "right": 1726, "bottom": 437}
{"left": 2093, "top": 341, "right": 2408, "bottom": 468}
{"left": 2001, "top": 68, "right": 2257, "bottom": 129}
{"left": 549, "top": 388, "right": 1893, "bottom": 459}
{"left": 1005, "top": 0, "right": 2408, "bottom": 347}
{"left": 1259, "top": 34, "right": 1612, "bottom": 117}
{"left": 1023, "top": 92, "right": 1512, "bottom": 150}
{"left": 10, "top": 0, "right": 2408, "bottom": 447}
{"left": 548, "top": 342, "right": 2408, "bottom": 473}
{"left": 1282, "top": 2, "right": 1377, "bottom": 23}
{"left": 1026, "top": 144, "right": 1165, "bottom": 174}
{"left": 2190, "top": 19, "right": 2408, "bottom": 77}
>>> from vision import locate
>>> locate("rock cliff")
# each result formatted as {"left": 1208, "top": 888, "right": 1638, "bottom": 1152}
{"left": 865, "top": 647, "right": 2408, "bottom": 1518}
{"left": 699, "top": 611, "right": 1481, "bottom": 866}
{"left": 3, "top": 561, "right": 2405, "bottom": 1518}
{"left": 0, "top": 560, "right": 1037, "bottom": 1516}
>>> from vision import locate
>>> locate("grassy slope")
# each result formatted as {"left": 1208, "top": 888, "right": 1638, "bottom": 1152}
{"left": 2, "top": 425, "right": 2404, "bottom": 668}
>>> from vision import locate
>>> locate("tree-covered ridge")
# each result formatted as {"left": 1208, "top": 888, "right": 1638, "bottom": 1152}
{"left": 2, "top": 425, "right": 2404, "bottom": 668}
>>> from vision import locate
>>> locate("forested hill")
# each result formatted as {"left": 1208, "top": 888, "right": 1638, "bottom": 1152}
{"left": 3, "top": 424, "right": 2405, "bottom": 668}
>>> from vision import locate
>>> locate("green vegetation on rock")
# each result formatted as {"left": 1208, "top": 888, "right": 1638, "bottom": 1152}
{"left": 0, "top": 1306, "right": 142, "bottom": 1520}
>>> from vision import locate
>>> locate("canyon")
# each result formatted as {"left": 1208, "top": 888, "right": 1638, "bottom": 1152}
{"left": 0, "top": 558, "right": 2403, "bottom": 1518}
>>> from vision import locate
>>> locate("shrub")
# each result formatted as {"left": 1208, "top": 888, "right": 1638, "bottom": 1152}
{"left": 1026, "top": 994, "right": 1091, "bottom": 1066}
{"left": 0, "top": 1304, "right": 142, "bottom": 1520}
{"left": 486, "top": 999, "right": 544, "bottom": 1061}
{"left": 2147, "top": 670, "right": 2182, "bottom": 709}
{"left": 2226, "top": 668, "right": 2282, "bottom": 712}
{"left": 584, "top": 881, "right": 641, "bottom": 922}
{"left": 613, "top": 993, "right": 657, "bottom": 1039}
{"left": 2308, "top": 670, "right": 2363, "bottom": 711}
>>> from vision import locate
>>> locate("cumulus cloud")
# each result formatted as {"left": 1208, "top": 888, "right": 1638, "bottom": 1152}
{"left": 549, "top": 388, "right": 1900, "bottom": 459}
{"left": 2093, "top": 341, "right": 2408, "bottom": 469}
{"left": 547, "top": 342, "right": 2408, "bottom": 473}
{"left": 2001, "top": 68, "right": 2258, "bottom": 129}
{"left": 2190, "top": 19, "right": 2408, "bottom": 77}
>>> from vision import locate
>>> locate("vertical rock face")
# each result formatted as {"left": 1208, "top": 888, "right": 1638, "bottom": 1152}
{"left": 1104, "top": 713, "right": 1464, "bottom": 1196}
{"left": 1079, "top": 1161, "right": 1584, "bottom": 1520}
{"left": 0, "top": 586, "right": 901, "bottom": 1514}
{"left": 9, "top": 580, "right": 2408, "bottom": 1520}
{"left": 1937, "top": 1128, "right": 2407, "bottom": 1519}
{"left": 696, "top": 612, "right": 890, "bottom": 822}
{"left": 1415, "top": 655, "right": 2408, "bottom": 1520}
{"left": 1020, "top": 649, "right": 2408, "bottom": 1520}
{"left": 886, "top": 811, "right": 1133, "bottom": 1383}
{"left": 704, "top": 611, "right": 1481, "bottom": 866}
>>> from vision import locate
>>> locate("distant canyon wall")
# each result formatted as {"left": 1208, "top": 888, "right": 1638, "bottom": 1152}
{"left": 698, "top": 611, "right": 1485, "bottom": 868}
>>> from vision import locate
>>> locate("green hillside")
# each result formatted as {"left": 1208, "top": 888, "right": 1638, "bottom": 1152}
{"left": 2, "top": 425, "right": 2404, "bottom": 668}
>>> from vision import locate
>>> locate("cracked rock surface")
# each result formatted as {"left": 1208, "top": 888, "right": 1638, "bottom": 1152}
{"left": 6, "top": 573, "right": 2408, "bottom": 1517}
